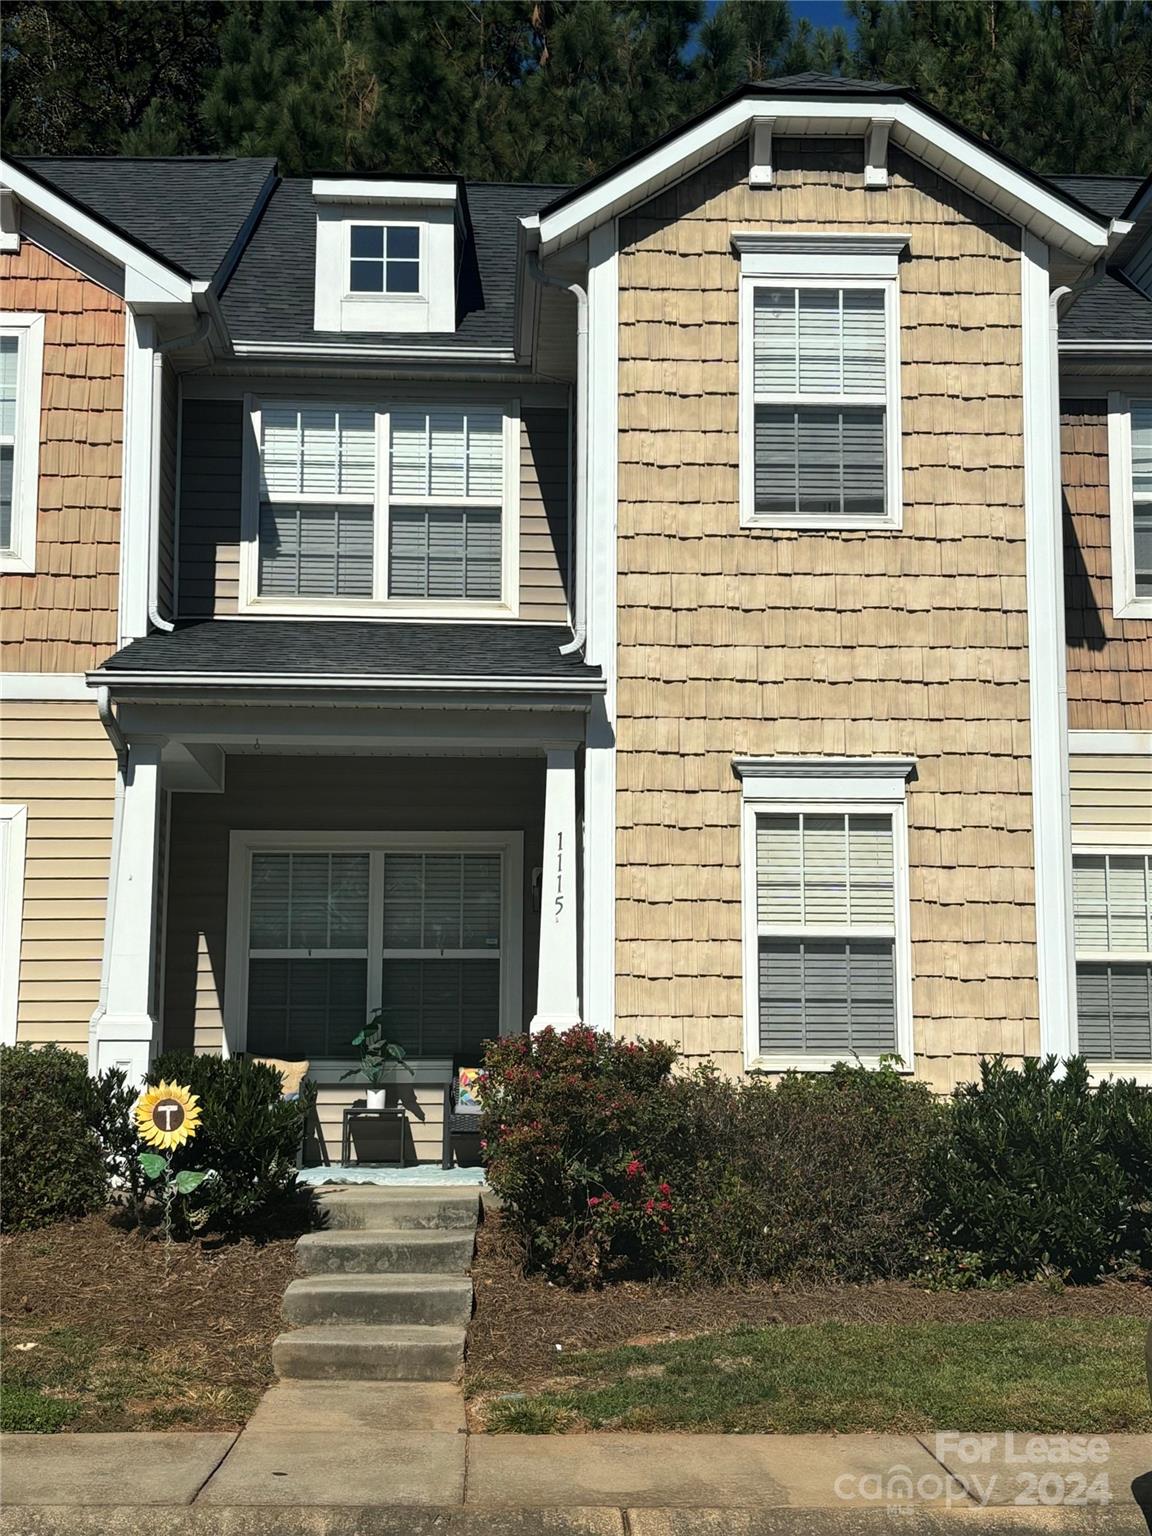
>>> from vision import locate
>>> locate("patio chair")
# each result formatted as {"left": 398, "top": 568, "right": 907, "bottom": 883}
{"left": 441, "top": 1060, "right": 484, "bottom": 1170}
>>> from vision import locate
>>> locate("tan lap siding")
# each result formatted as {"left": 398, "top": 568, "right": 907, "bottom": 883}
{"left": 1070, "top": 754, "right": 1152, "bottom": 848}
{"left": 1063, "top": 401, "right": 1152, "bottom": 731}
{"left": 177, "top": 400, "right": 570, "bottom": 620}
{"left": 616, "top": 139, "right": 1038, "bottom": 1094}
{"left": 0, "top": 242, "right": 123, "bottom": 672}
{"left": 163, "top": 755, "right": 545, "bottom": 1058}
{"left": 0, "top": 700, "right": 115, "bottom": 1050}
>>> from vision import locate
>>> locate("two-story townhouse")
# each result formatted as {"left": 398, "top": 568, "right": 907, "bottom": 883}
{"left": 2, "top": 74, "right": 1148, "bottom": 1166}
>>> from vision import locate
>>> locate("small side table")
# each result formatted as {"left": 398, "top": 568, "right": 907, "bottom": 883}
{"left": 341, "top": 1105, "right": 408, "bottom": 1168}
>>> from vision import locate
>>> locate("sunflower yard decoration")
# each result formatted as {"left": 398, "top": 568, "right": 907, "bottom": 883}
{"left": 135, "top": 1081, "right": 203, "bottom": 1149}
{"left": 134, "top": 1081, "right": 212, "bottom": 1245}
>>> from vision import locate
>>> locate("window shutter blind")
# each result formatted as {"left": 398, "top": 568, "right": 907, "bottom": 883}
{"left": 249, "top": 852, "right": 369, "bottom": 950}
{"left": 757, "top": 814, "right": 895, "bottom": 928}
{"left": 1073, "top": 853, "right": 1152, "bottom": 953}
{"left": 261, "top": 407, "right": 375, "bottom": 498}
{"left": 1077, "top": 964, "right": 1152, "bottom": 1062}
{"left": 258, "top": 504, "right": 373, "bottom": 597}
{"left": 390, "top": 410, "right": 504, "bottom": 501}
{"left": 247, "top": 957, "right": 367, "bottom": 1058}
{"left": 0, "top": 336, "right": 18, "bottom": 436}
{"left": 388, "top": 507, "right": 501, "bottom": 600}
{"left": 1132, "top": 404, "right": 1152, "bottom": 496}
{"left": 759, "top": 939, "right": 897, "bottom": 1056}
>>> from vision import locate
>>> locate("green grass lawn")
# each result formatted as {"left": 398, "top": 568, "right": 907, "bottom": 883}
{"left": 481, "top": 1318, "right": 1152, "bottom": 1435}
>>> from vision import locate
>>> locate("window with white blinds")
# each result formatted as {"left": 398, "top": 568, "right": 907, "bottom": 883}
{"left": 379, "top": 852, "right": 503, "bottom": 1059}
{"left": 237, "top": 840, "right": 515, "bottom": 1062}
{"left": 1131, "top": 402, "right": 1152, "bottom": 599}
{"left": 0, "top": 314, "right": 43, "bottom": 574}
{"left": 257, "top": 407, "right": 376, "bottom": 598}
{"left": 751, "top": 287, "right": 888, "bottom": 522}
{"left": 246, "top": 851, "right": 371, "bottom": 1058}
{"left": 0, "top": 334, "right": 19, "bottom": 552}
{"left": 755, "top": 812, "right": 899, "bottom": 1058}
{"left": 1073, "top": 852, "right": 1152, "bottom": 1062}
{"left": 248, "top": 402, "right": 511, "bottom": 609}
{"left": 387, "top": 410, "right": 504, "bottom": 600}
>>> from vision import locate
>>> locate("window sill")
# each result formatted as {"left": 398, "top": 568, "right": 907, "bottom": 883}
{"left": 746, "top": 1053, "right": 912, "bottom": 1075}
{"left": 237, "top": 598, "right": 519, "bottom": 622}
{"left": 0, "top": 550, "right": 36, "bottom": 574}
{"left": 1087, "top": 1061, "right": 1152, "bottom": 1086}
{"left": 739, "top": 513, "right": 902, "bottom": 533}
{"left": 1111, "top": 597, "right": 1152, "bottom": 620}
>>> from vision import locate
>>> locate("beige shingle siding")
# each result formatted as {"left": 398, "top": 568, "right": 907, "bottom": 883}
{"left": 1063, "top": 400, "right": 1152, "bottom": 731}
{"left": 616, "top": 139, "right": 1039, "bottom": 1093}
{"left": 0, "top": 241, "right": 123, "bottom": 672}
{"left": 0, "top": 700, "right": 116, "bottom": 1051}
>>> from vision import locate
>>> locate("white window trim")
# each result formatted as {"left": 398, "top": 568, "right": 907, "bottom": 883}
{"left": 1071, "top": 840, "right": 1152, "bottom": 1084}
{"left": 1107, "top": 391, "right": 1152, "bottom": 619}
{"left": 737, "top": 757, "right": 915, "bottom": 1074}
{"left": 0, "top": 312, "right": 45, "bottom": 574}
{"left": 223, "top": 828, "right": 524, "bottom": 1063}
{"left": 239, "top": 396, "right": 521, "bottom": 619}
{"left": 0, "top": 804, "right": 28, "bottom": 1046}
{"left": 344, "top": 219, "right": 425, "bottom": 304}
{"left": 734, "top": 234, "right": 906, "bottom": 532}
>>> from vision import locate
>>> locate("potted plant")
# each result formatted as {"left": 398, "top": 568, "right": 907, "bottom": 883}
{"left": 342, "top": 1012, "right": 414, "bottom": 1108}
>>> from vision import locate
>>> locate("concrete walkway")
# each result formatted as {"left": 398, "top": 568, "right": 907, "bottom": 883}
{"left": 2, "top": 1391, "right": 1150, "bottom": 1534}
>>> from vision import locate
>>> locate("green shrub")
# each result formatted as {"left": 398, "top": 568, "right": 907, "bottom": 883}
{"left": 482, "top": 1027, "right": 678, "bottom": 1283}
{"left": 0, "top": 1044, "right": 108, "bottom": 1232}
{"left": 92, "top": 1065, "right": 147, "bottom": 1215}
{"left": 663, "top": 1062, "right": 942, "bottom": 1284}
{"left": 925, "top": 1056, "right": 1151, "bottom": 1283}
{"left": 146, "top": 1052, "right": 315, "bottom": 1237}
{"left": 482, "top": 1029, "right": 939, "bottom": 1286}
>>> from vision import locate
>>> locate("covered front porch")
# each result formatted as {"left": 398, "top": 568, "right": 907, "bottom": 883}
{"left": 87, "top": 626, "right": 603, "bottom": 1166}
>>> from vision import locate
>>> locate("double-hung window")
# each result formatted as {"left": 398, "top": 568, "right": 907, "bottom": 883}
{"left": 229, "top": 832, "right": 522, "bottom": 1064}
{"left": 257, "top": 407, "right": 376, "bottom": 598}
{"left": 735, "top": 234, "right": 904, "bottom": 530}
{"left": 247, "top": 401, "right": 515, "bottom": 613}
{"left": 349, "top": 224, "right": 420, "bottom": 295}
{"left": 1073, "top": 851, "right": 1152, "bottom": 1064}
{"left": 1107, "top": 395, "right": 1152, "bottom": 617}
{"left": 0, "top": 313, "right": 45, "bottom": 573}
{"left": 738, "top": 758, "right": 914, "bottom": 1070}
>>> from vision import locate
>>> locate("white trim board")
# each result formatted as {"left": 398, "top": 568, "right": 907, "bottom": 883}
{"left": 0, "top": 672, "right": 91, "bottom": 702}
{"left": 1021, "top": 231, "right": 1078, "bottom": 1062}
{"left": 533, "top": 95, "right": 1111, "bottom": 261}
{"left": 0, "top": 804, "right": 27, "bottom": 1047}
{"left": 1069, "top": 731, "right": 1152, "bottom": 755}
{"left": 222, "top": 828, "right": 524, "bottom": 1060}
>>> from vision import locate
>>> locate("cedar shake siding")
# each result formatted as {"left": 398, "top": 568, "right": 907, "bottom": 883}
{"left": 176, "top": 400, "right": 571, "bottom": 622}
{"left": 1062, "top": 400, "right": 1152, "bottom": 731}
{"left": 0, "top": 242, "right": 123, "bottom": 672}
{"left": 0, "top": 699, "right": 116, "bottom": 1051}
{"left": 615, "top": 139, "right": 1038, "bottom": 1094}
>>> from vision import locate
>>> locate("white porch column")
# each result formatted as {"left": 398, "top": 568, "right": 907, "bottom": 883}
{"left": 91, "top": 739, "right": 163, "bottom": 1080}
{"left": 531, "top": 747, "right": 582, "bottom": 1032}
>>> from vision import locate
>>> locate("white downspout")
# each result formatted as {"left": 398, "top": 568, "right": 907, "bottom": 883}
{"left": 526, "top": 251, "right": 588, "bottom": 655}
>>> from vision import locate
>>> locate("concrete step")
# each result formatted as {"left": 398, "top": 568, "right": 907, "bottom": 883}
{"left": 296, "top": 1228, "right": 475, "bottom": 1276}
{"left": 283, "top": 1273, "right": 473, "bottom": 1328}
{"left": 315, "top": 1187, "right": 480, "bottom": 1232}
{"left": 273, "top": 1323, "right": 465, "bottom": 1382}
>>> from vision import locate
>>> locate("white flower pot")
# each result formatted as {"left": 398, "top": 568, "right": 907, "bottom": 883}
{"left": 366, "top": 1088, "right": 388, "bottom": 1110}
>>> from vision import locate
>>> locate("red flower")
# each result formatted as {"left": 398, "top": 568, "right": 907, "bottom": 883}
{"left": 587, "top": 1196, "right": 602, "bottom": 1207}
{"left": 659, "top": 1182, "right": 671, "bottom": 1196}
{"left": 626, "top": 1159, "right": 644, "bottom": 1179}
{"left": 645, "top": 1198, "right": 655, "bottom": 1214}
{"left": 611, "top": 1201, "right": 621, "bottom": 1213}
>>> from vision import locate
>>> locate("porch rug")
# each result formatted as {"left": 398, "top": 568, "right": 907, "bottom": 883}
{"left": 295, "top": 1165, "right": 487, "bottom": 1187}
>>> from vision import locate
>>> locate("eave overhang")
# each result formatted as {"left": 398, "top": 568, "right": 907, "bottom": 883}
{"left": 530, "top": 90, "right": 1113, "bottom": 264}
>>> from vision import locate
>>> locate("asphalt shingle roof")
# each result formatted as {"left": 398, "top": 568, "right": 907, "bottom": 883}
{"left": 21, "top": 155, "right": 276, "bottom": 282}
{"left": 1047, "top": 174, "right": 1146, "bottom": 220}
{"left": 1060, "top": 271, "right": 1152, "bottom": 344}
{"left": 219, "top": 178, "right": 570, "bottom": 352}
{"left": 99, "top": 621, "right": 601, "bottom": 684}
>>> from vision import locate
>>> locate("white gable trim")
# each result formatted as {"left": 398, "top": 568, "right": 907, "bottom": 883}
{"left": 0, "top": 160, "right": 194, "bottom": 307}
{"left": 533, "top": 96, "right": 1111, "bottom": 261}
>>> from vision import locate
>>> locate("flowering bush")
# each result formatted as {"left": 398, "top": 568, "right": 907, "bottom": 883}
{"left": 481, "top": 1027, "right": 678, "bottom": 1283}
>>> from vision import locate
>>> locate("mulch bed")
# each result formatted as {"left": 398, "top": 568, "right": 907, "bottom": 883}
{"left": 467, "top": 1212, "right": 1152, "bottom": 1390}
{"left": 0, "top": 1216, "right": 299, "bottom": 1431}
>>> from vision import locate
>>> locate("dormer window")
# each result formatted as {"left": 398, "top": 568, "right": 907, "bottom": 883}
{"left": 313, "top": 178, "right": 459, "bottom": 334}
{"left": 349, "top": 225, "right": 420, "bottom": 296}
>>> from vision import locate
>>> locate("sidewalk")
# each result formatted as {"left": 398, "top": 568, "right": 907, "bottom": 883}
{"left": 2, "top": 1385, "right": 1149, "bottom": 1534}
